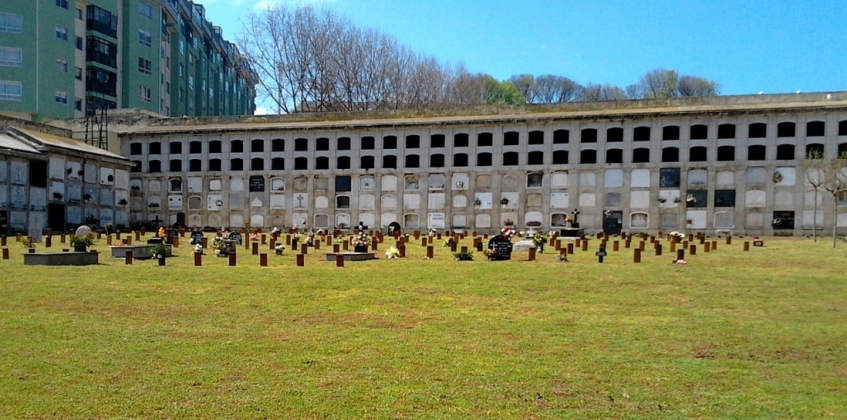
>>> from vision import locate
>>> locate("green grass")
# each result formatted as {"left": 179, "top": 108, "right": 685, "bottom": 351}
{"left": 1, "top": 234, "right": 845, "bottom": 419}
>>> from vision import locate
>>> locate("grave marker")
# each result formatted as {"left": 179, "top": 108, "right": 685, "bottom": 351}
{"left": 426, "top": 246, "right": 434, "bottom": 259}
{"left": 229, "top": 252, "right": 237, "bottom": 267}
{"left": 581, "top": 240, "right": 588, "bottom": 252}
{"left": 613, "top": 240, "right": 619, "bottom": 252}
{"left": 595, "top": 247, "right": 608, "bottom": 263}
{"left": 296, "top": 254, "right": 305, "bottom": 266}
{"left": 655, "top": 244, "right": 662, "bottom": 256}
{"left": 336, "top": 254, "right": 345, "bottom": 267}
{"left": 1, "top": 248, "right": 7, "bottom": 260}
{"left": 125, "top": 250, "right": 132, "bottom": 265}
{"left": 633, "top": 248, "right": 641, "bottom": 263}
{"left": 567, "top": 243, "right": 574, "bottom": 254}
{"left": 528, "top": 247, "right": 536, "bottom": 261}
{"left": 744, "top": 241, "right": 750, "bottom": 251}
{"left": 194, "top": 253, "right": 202, "bottom": 266}
{"left": 260, "top": 253, "right": 268, "bottom": 267}
{"left": 689, "top": 244, "right": 696, "bottom": 255}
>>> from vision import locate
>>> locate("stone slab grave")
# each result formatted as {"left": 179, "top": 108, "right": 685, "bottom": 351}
{"left": 24, "top": 251, "right": 99, "bottom": 266}
{"left": 109, "top": 244, "right": 173, "bottom": 259}
{"left": 487, "top": 235, "right": 513, "bottom": 260}
{"left": 324, "top": 252, "right": 376, "bottom": 262}
{"left": 513, "top": 228, "right": 538, "bottom": 251}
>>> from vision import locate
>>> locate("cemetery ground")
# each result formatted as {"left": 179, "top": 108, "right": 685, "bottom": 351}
{"left": 1, "top": 234, "right": 845, "bottom": 419}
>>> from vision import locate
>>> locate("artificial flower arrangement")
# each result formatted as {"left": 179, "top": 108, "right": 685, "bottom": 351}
{"left": 250, "top": 233, "right": 259, "bottom": 242}
{"left": 149, "top": 243, "right": 169, "bottom": 259}
{"left": 194, "top": 244, "right": 204, "bottom": 254}
{"left": 453, "top": 251, "right": 474, "bottom": 261}
{"left": 385, "top": 246, "right": 401, "bottom": 259}
{"left": 210, "top": 236, "right": 226, "bottom": 255}
{"left": 669, "top": 231, "right": 686, "bottom": 242}
{"left": 275, "top": 244, "right": 286, "bottom": 255}
{"left": 70, "top": 234, "right": 95, "bottom": 247}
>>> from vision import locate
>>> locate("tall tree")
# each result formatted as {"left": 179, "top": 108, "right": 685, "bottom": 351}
{"left": 803, "top": 150, "right": 847, "bottom": 247}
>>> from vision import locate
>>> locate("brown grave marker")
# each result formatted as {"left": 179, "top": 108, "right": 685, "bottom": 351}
{"left": 567, "top": 243, "right": 574, "bottom": 254}
{"left": 260, "top": 253, "right": 268, "bottom": 267}
{"left": 744, "top": 241, "right": 750, "bottom": 251}
{"left": 333, "top": 244, "right": 340, "bottom": 253}
{"left": 398, "top": 244, "right": 406, "bottom": 257}
{"left": 336, "top": 254, "right": 345, "bottom": 267}
{"left": 426, "top": 246, "right": 434, "bottom": 259}
{"left": 655, "top": 244, "right": 662, "bottom": 256}
{"left": 296, "top": 254, "right": 305, "bottom": 266}
{"left": 45, "top": 236, "right": 52, "bottom": 248}
{"left": 125, "top": 250, "right": 133, "bottom": 265}
{"left": 2, "top": 248, "right": 8, "bottom": 259}
{"left": 301, "top": 243, "right": 308, "bottom": 254}
{"left": 252, "top": 242, "right": 259, "bottom": 255}
{"left": 528, "top": 247, "right": 536, "bottom": 261}
{"left": 229, "top": 253, "right": 237, "bottom": 266}
{"left": 676, "top": 249, "right": 685, "bottom": 261}
{"left": 726, "top": 236, "right": 732, "bottom": 245}
{"left": 704, "top": 242, "right": 711, "bottom": 252}
{"left": 711, "top": 240, "right": 717, "bottom": 251}
{"left": 613, "top": 240, "right": 619, "bottom": 252}
{"left": 689, "top": 244, "right": 696, "bottom": 255}
{"left": 194, "top": 253, "right": 202, "bottom": 266}
{"left": 633, "top": 248, "right": 641, "bottom": 263}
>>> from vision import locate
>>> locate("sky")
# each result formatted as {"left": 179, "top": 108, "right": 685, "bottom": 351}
{"left": 200, "top": 0, "right": 847, "bottom": 113}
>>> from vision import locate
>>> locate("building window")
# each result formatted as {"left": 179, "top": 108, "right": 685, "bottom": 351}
{"left": 717, "top": 146, "right": 735, "bottom": 161}
{"left": 56, "top": 0, "right": 69, "bottom": 9}
{"left": 478, "top": 132, "right": 493, "bottom": 146}
{"left": 337, "top": 137, "right": 351, "bottom": 150}
{"left": 209, "top": 141, "right": 221, "bottom": 154}
{"left": 690, "top": 124, "right": 708, "bottom": 140}
{"left": 748, "top": 145, "right": 766, "bottom": 161}
{"left": 54, "top": 26, "right": 68, "bottom": 40}
{"left": 139, "top": 2, "right": 153, "bottom": 19}
{"left": 360, "top": 156, "right": 374, "bottom": 170}
{"left": 806, "top": 143, "right": 825, "bottom": 159}
{"left": 553, "top": 129, "right": 569, "bottom": 144}
{"left": 632, "top": 148, "right": 650, "bottom": 163}
{"left": 169, "top": 142, "right": 182, "bottom": 154}
{"left": 55, "top": 59, "right": 68, "bottom": 73}
{"left": 527, "top": 151, "right": 544, "bottom": 165}
{"left": 430, "top": 154, "right": 444, "bottom": 167}
{"left": 454, "top": 133, "right": 469, "bottom": 147}
{"left": 336, "top": 156, "right": 350, "bottom": 170}
{"left": 316, "top": 137, "right": 329, "bottom": 151}
{"left": 607, "top": 127, "right": 623, "bottom": 142}
{"left": 552, "top": 150, "right": 568, "bottom": 164}
{"left": 271, "top": 138, "right": 285, "bottom": 152}
{"left": 776, "top": 144, "right": 794, "bottom": 160}
{"left": 633, "top": 126, "right": 650, "bottom": 141}
{"left": 383, "top": 155, "right": 396, "bottom": 169}
{"left": 360, "top": 136, "right": 375, "bottom": 149}
{"left": 294, "top": 138, "right": 308, "bottom": 151}
{"left": 138, "top": 30, "right": 152, "bottom": 47}
{"left": 528, "top": 130, "right": 544, "bottom": 145}
{"left": 405, "top": 154, "right": 420, "bottom": 168}
{"left": 130, "top": 143, "right": 142, "bottom": 155}
{"left": 138, "top": 57, "right": 152, "bottom": 74}
{"left": 139, "top": 86, "right": 151, "bottom": 102}
{"left": 271, "top": 158, "right": 284, "bottom": 170}
{"left": 606, "top": 149, "right": 622, "bottom": 164}
{"left": 169, "top": 160, "right": 182, "bottom": 172}
{"left": 336, "top": 176, "right": 352, "bottom": 192}
{"left": 55, "top": 90, "right": 68, "bottom": 104}
{"left": 453, "top": 153, "right": 468, "bottom": 167}
{"left": 315, "top": 157, "right": 329, "bottom": 170}
{"left": 748, "top": 123, "right": 767, "bottom": 138}
{"left": 230, "top": 140, "right": 243, "bottom": 153}
{"left": 717, "top": 124, "right": 736, "bottom": 139}
{"left": 580, "top": 149, "right": 597, "bottom": 164}
{"left": 504, "top": 131, "right": 519, "bottom": 146}
{"left": 806, "top": 121, "right": 825, "bottom": 137}
{"left": 208, "top": 159, "right": 221, "bottom": 171}
{"left": 251, "top": 139, "right": 264, "bottom": 152}
{"left": 383, "top": 135, "right": 397, "bottom": 149}
{"left": 75, "top": 36, "right": 83, "bottom": 50}
{"left": 75, "top": 67, "right": 82, "bottom": 80}
{"left": 148, "top": 160, "right": 161, "bottom": 173}
{"left": 189, "top": 159, "right": 201, "bottom": 172}
{"left": 188, "top": 75, "right": 194, "bottom": 89}
{"left": 690, "top": 146, "right": 707, "bottom": 162}
{"left": 251, "top": 158, "right": 264, "bottom": 171}
{"left": 149, "top": 142, "right": 161, "bottom": 154}
{"left": 428, "top": 134, "right": 445, "bottom": 148}
{"left": 76, "top": 7, "right": 83, "bottom": 19}
{"left": 661, "top": 147, "right": 679, "bottom": 162}
{"left": 581, "top": 128, "right": 597, "bottom": 143}
{"left": 0, "top": 13, "right": 23, "bottom": 34}
{"left": 477, "top": 152, "right": 493, "bottom": 167}
{"left": 189, "top": 141, "right": 202, "bottom": 154}
{"left": 230, "top": 158, "right": 244, "bottom": 171}
{"left": 0, "top": 47, "right": 22, "bottom": 67}
{"left": 503, "top": 151, "right": 519, "bottom": 166}
{"left": 662, "top": 125, "right": 680, "bottom": 140}
{"left": 777, "top": 122, "right": 795, "bottom": 137}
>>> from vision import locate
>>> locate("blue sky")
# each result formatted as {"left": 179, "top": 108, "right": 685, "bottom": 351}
{"left": 202, "top": 0, "right": 847, "bottom": 111}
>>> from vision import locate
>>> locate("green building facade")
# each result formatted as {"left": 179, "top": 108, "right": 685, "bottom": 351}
{"left": 0, "top": 0, "right": 256, "bottom": 121}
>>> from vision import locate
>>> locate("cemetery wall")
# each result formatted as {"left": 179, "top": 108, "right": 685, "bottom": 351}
{"left": 119, "top": 92, "right": 847, "bottom": 236}
{"left": 0, "top": 127, "right": 133, "bottom": 234}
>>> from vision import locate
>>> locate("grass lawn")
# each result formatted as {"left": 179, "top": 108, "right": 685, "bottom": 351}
{"left": 1, "top": 233, "right": 845, "bottom": 419}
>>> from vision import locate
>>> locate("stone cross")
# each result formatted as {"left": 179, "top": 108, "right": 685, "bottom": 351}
{"left": 295, "top": 194, "right": 305, "bottom": 208}
{"left": 571, "top": 209, "right": 580, "bottom": 225}
{"left": 595, "top": 247, "right": 607, "bottom": 263}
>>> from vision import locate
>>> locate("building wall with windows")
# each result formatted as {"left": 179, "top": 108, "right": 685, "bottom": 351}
{"left": 0, "top": 0, "right": 255, "bottom": 121}
{"left": 119, "top": 93, "right": 847, "bottom": 235}
{"left": 0, "top": 126, "right": 132, "bottom": 234}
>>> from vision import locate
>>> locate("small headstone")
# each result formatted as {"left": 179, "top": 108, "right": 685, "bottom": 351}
{"left": 487, "top": 235, "right": 513, "bottom": 261}
{"left": 595, "top": 247, "right": 607, "bottom": 263}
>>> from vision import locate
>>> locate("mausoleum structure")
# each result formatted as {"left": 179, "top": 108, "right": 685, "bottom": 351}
{"left": 0, "top": 127, "right": 132, "bottom": 234}
{"left": 119, "top": 92, "right": 847, "bottom": 236}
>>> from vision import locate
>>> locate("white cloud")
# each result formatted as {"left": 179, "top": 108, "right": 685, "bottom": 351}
{"left": 254, "top": 106, "right": 271, "bottom": 115}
